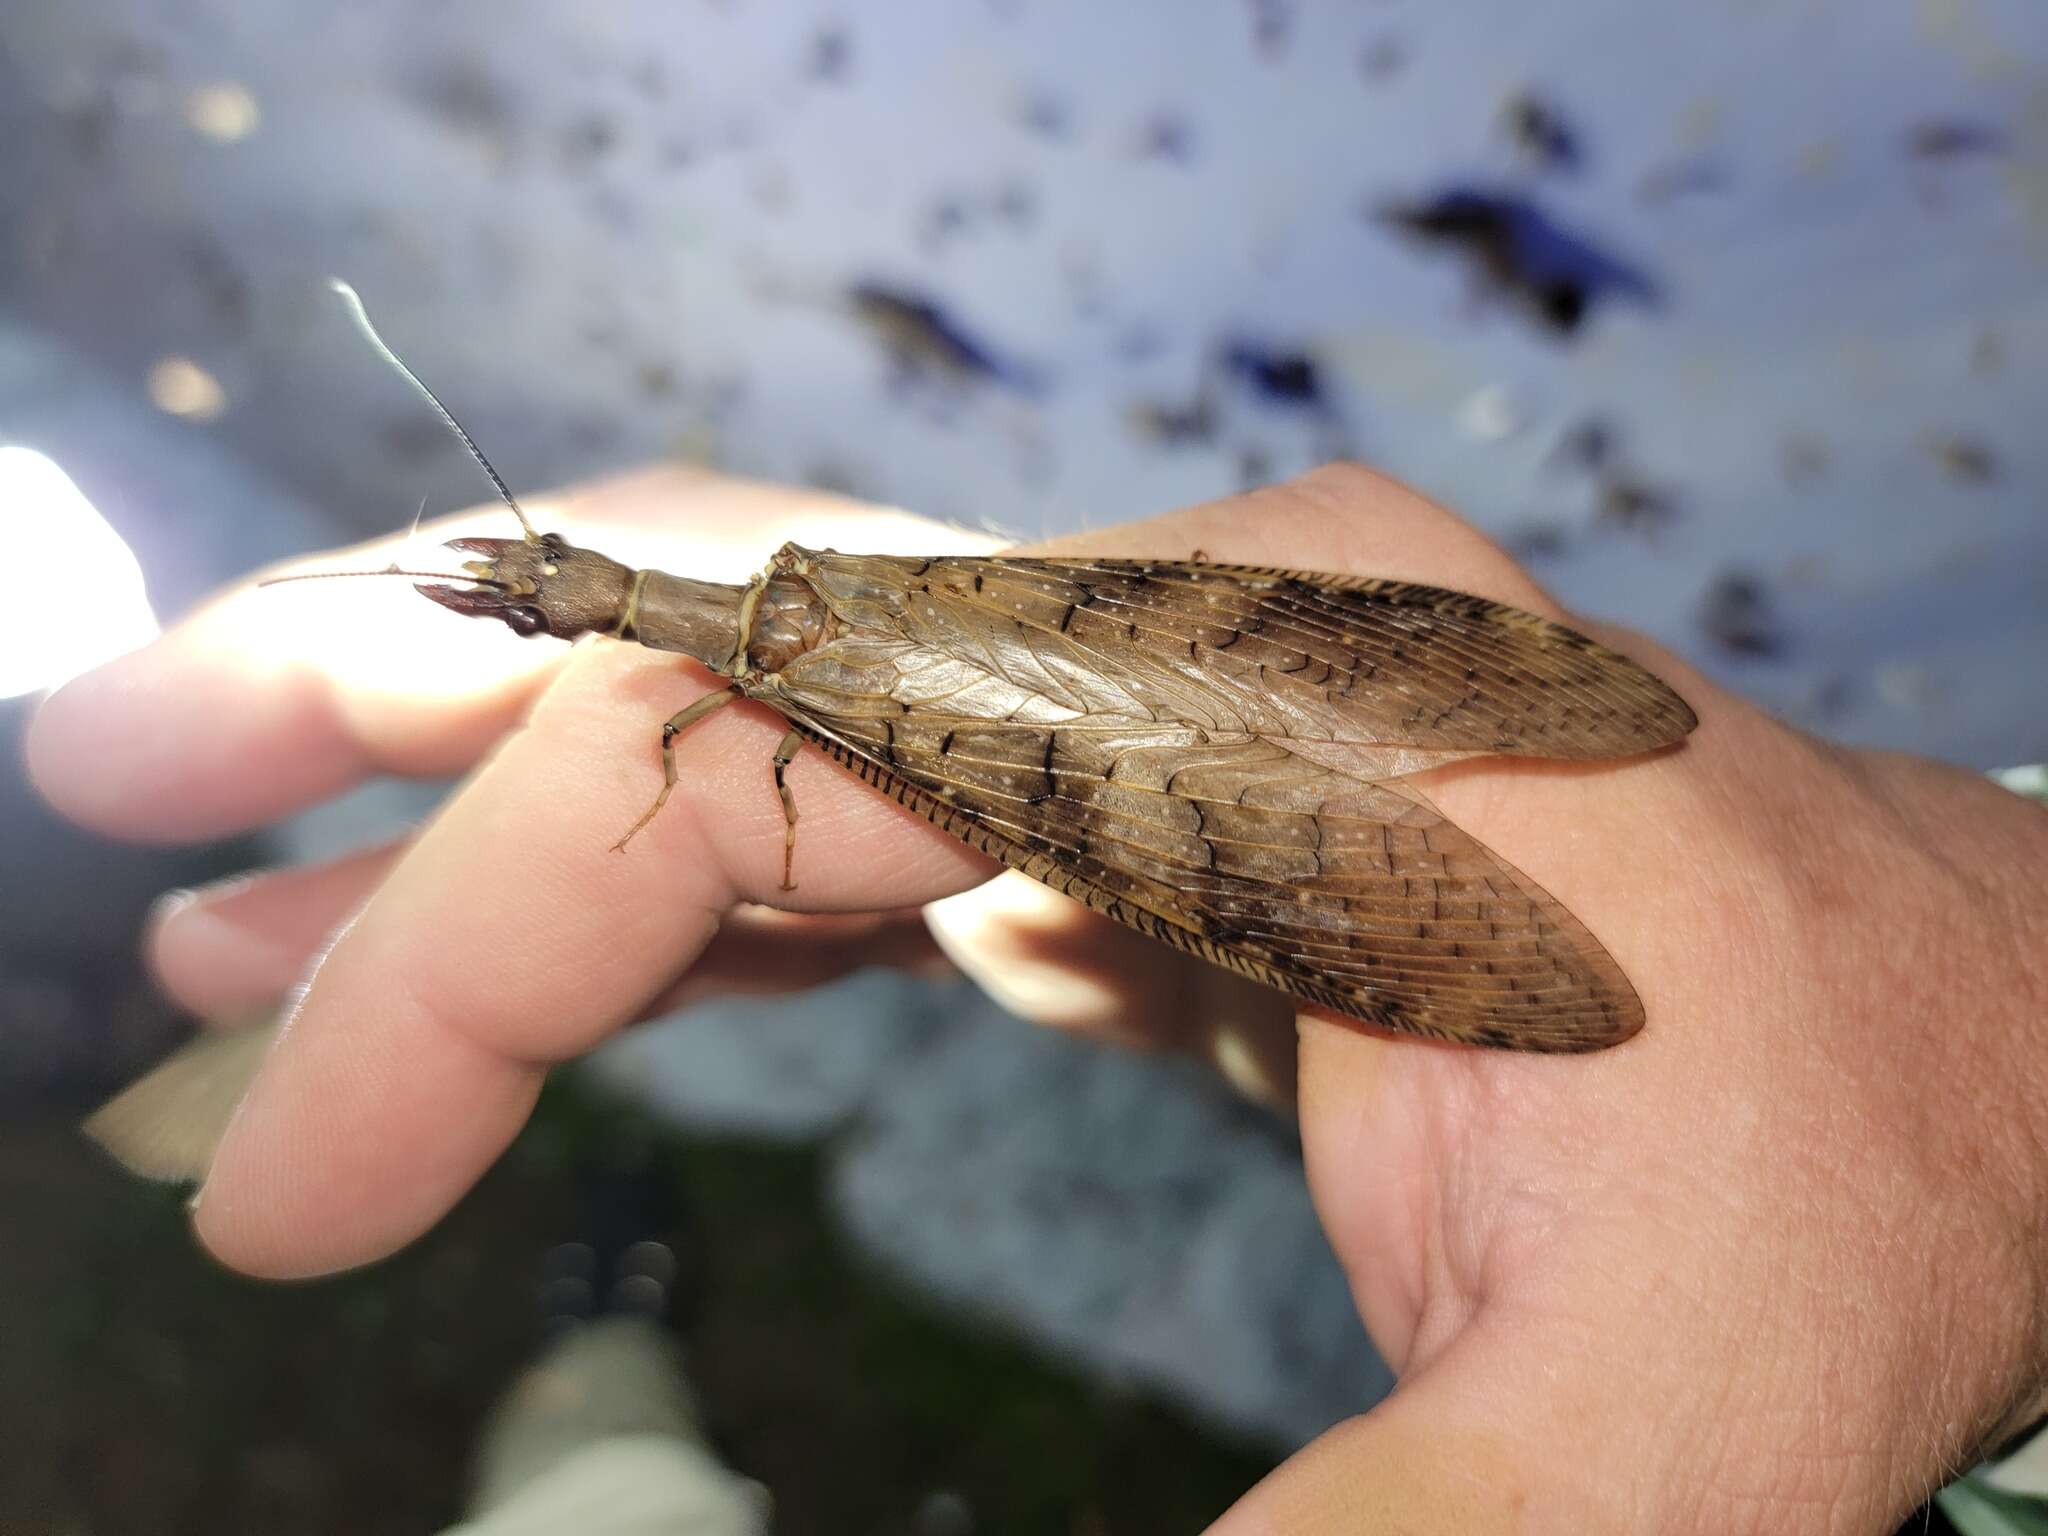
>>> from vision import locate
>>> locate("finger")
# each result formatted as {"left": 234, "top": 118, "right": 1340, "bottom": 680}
{"left": 151, "top": 844, "right": 1294, "bottom": 1108}
{"left": 26, "top": 469, "right": 995, "bottom": 844}
{"left": 925, "top": 872, "right": 1299, "bottom": 1108}
{"left": 25, "top": 509, "right": 562, "bottom": 844}
{"left": 192, "top": 637, "right": 996, "bottom": 1276}
{"left": 151, "top": 842, "right": 948, "bottom": 1024}
{"left": 148, "top": 842, "right": 406, "bottom": 1020}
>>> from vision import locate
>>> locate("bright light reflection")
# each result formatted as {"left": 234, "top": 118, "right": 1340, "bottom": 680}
{"left": 0, "top": 447, "right": 160, "bottom": 698}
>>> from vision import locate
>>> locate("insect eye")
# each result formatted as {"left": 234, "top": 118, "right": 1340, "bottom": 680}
{"left": 504, "top": 605, "right": 549, "bottom": 637}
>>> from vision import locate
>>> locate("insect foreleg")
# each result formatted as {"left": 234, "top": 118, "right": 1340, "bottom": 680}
{"left": 611, "top": 689, "right": 739, "bottom": 852}
{"left": 771, "top": 728, "right": 805, "bottom": 891}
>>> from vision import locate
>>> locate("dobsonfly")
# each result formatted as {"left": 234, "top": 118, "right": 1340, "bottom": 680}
{"left": 317, "top": 282, "right": 1695, "bottom": 1055}
{"left": 87, "top": 282, "right": 1699, "bottom": 1179}
{"left": 418, "top": 530, "right": 1693, "bottom": 1051}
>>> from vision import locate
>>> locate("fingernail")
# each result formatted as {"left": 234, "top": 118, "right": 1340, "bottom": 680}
{"left": 146, "top": 871, "right": 255, "bottom": 943}
{"left": 147, "top": 886, "right": 200, "bottom": 929}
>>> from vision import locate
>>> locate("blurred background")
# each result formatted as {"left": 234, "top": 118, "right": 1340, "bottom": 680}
{"left": 1, "top": 1, "right": 2042, "bottom": 1532}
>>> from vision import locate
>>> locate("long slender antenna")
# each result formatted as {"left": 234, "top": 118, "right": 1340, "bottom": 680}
{"left": 258, "top": 565, "right": 507, "bottom": 589}
{"left": 328, "top": 278, "right": 538, "bottom": 542}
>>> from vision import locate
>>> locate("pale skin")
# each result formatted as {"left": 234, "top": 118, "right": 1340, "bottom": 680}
{"left": 27, "top": 462, "right": 2048, "bottom": 1533}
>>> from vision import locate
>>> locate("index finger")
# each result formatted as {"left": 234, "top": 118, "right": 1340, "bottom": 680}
{"left": 193, "top": 632, "right": 1002, "bottom": 1276}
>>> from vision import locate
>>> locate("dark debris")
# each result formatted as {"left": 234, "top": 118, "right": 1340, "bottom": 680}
{"left": 847, "top": 282, "right": 1044, "bottom": 397}
{"left": 1698, "top": 570, "right": 1786, "bottom": 658}
{"left": 1377, "top": 186, "right": 1660, "bottom": 339}
{"left": 1126, "top": 389, "right": 1222, "bottom": 450}
{"left": 1018, "top": 88, "right": 1073, "bottom": 140}
{"left": 1502, "top": 93, "right": 1583, "bottom": 174}
{"left": 1357, "top": 34, "right": 1407, "bottom": 82}
{"left": 917, "top": 180, "right": 1040, "bottom": 250}
{"left": 558, "top": 112, "right": 619, "bottom": 171}
{"left": 917, "top": 193, "right": 974, "bottom": 251}
{"left": 55, "top": 86, "right": 117, "bottom": 163}
{"left": 1550, "top": 416, "right": 1617, "bottom": 476}
{"left": 1595, "top": 474, "right": 1678, "bottom": 535}
{"left": 995, "top": 177, "right": 1039, "bottom": 230}
{"left": 182, "top": 234, "right": 253, "bottom": 338}
{"left": 409, "top": 57, "right": 517, "bottom": 169}
{"left": 1219, "top": 341, "right": 1328, "bottom": 411}
{"left": 1247, "top": 0, "right": 1296, "bottom": 60}
{"left": 1134, "top": 110, "right": 1197, "bottom": 165}
{"left": 807, "top": 23, "right": 853, "bottom": 82}
{"left": 1905, "top": 118, "right": 2003, "bottom": 160}
{"left": 1924, "top": 433, "right": 1998, "bottom": 485}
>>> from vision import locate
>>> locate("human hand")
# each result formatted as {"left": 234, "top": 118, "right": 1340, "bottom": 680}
{"left": 30, "top": 462, "right": 2048, "bottom": 1532}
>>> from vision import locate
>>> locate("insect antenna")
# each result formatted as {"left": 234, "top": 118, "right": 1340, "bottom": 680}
{"left": 256, "top": 495, "right": 491, "bottom": 590}
{"left": 257, "top": 564, "right": 508, "bottom": 590}
{"left": 327, "top": 278, "right": 539, "bottom": 542}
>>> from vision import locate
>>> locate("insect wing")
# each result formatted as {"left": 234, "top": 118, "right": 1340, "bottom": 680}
{"left": 84, "top": 1018, "right": 280, "bottom": 1182}
{"left": 751, "top": 554, "right": 1680, "bottom": 1050}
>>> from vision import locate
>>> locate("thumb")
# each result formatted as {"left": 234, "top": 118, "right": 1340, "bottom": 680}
{"left": 924, "top": 871, "right": 1301, "bottom": 1107}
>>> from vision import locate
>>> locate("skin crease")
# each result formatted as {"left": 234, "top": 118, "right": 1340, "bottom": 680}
{"left": 27, "top": 462, "right": 2048, "bottom": 1534}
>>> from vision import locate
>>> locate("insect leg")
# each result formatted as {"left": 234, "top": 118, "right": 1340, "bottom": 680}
{"left": 610, "top": 689, "right": 738, "bottom": 852}
{"left": 771, "top": 728, "right": 804, "bottom": 892}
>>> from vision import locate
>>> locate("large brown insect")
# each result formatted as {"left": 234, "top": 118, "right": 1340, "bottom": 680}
{"left": 307, "top": 285, "right": 1694, "bottom": 1056}
{"left": 423, "top": 532, "right": 1690, "bottom": 1053}
{"left": 86, "top": 288, "right": 1699, "bottom": 1182}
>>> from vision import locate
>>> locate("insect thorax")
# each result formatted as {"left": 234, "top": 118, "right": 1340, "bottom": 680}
{"left": 742, "top": 571, "right": 837, "bottom": 675}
